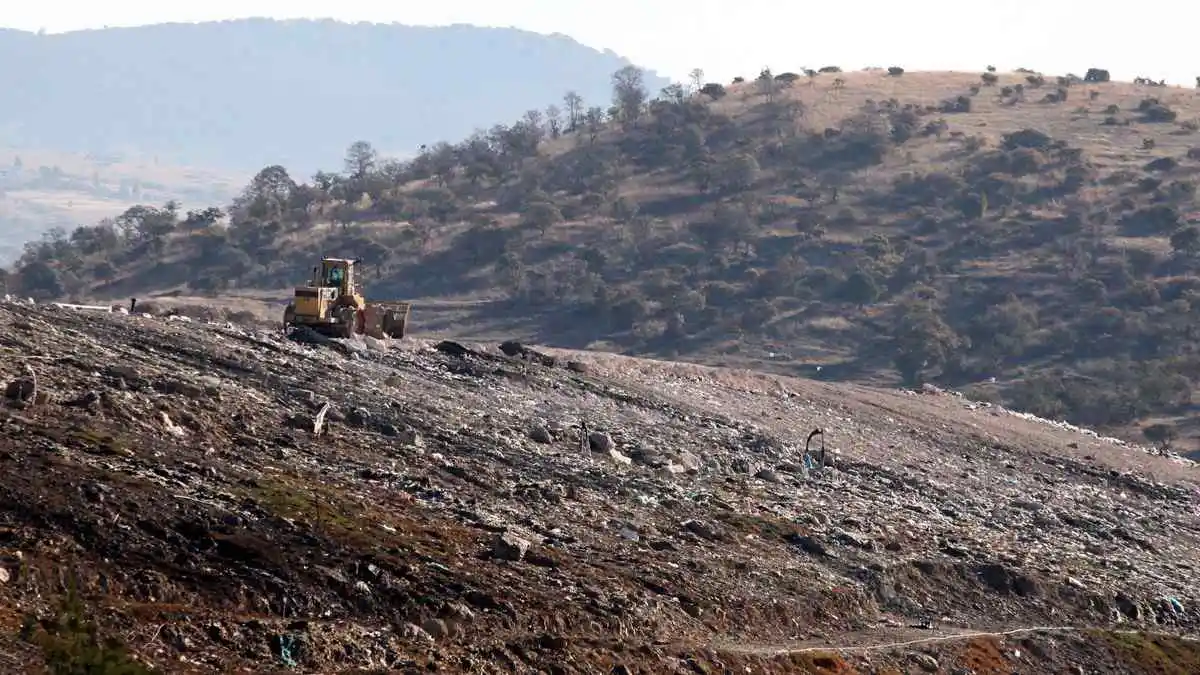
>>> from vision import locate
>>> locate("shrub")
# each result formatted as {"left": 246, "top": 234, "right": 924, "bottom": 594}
{"left": 981, "top": 72, "right": 999, "bottom": 86}
{"left": 1145, "top": 157, "right": 1179, "bottom": 172}
{"left": 887, "top": 66, "right": 905, "bottom": 76}
{"left": 700, "top": 83, "right": 727, "bottom": 100}
{"left": 1142, "top": 104, "right": 1178, "bottom": 123}
{"left": 940, "top": 95, "right": 971, "bottom": 113}
{"left": 818, "top": 66, "right": 842, "bottom": 73}
{"left": 1002, "top": 128, "right": 1053, "bottom": 150}
{"left": 1084, "top": 68, "right": 1111, "bottom": 83}
{"left": 21, "top": 586, "right": 154, "bottom": 675}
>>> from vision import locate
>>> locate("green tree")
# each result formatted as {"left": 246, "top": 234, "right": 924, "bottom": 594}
{"left": 1142, "top": 423, "right": 1177, "bottom": 452}
{"left": 891, "top": 304, "right": 963, "bottom": 387}
{"left": 1169, "top": 225, "right": 1200, "bottom": 256}
{"left": 840, "top": 269, "right": 881, "bottom": 307}
{"left": 611, "top": 65, "right": 648, "bottom": 126}
{"left": 715, "top": 153, "right": 759, "bottom": 193}
{"left": 521, "top": 201, "right": 564, "bottom": 236}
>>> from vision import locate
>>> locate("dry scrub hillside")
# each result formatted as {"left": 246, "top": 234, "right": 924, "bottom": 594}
{"left": 10, "top": 67, "right": 1200, "bottom": 455}
{"left": 0, "top": 301, "right": 1197, "bottom": 673}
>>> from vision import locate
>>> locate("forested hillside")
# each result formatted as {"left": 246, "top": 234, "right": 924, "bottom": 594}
{"left": 11, "top": 65, "right": 1200, "bottom": 454}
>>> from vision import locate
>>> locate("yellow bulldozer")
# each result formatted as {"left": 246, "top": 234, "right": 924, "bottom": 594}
{"left": 282, "top": 257, "right": 411, "bottom": 339}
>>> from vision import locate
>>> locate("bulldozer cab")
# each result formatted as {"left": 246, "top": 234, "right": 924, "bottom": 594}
{"left": 316, "top": 258, "right": 357, "bottom": 296}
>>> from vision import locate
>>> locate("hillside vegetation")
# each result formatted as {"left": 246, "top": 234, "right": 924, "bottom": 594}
{"left": 12, "top": 65, "right": 1200, "bottom": 454}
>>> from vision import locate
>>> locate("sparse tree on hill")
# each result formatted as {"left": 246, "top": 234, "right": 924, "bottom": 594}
{"left": 1170, "top": 225, "right": 1200, "bottom": 259}
{"left": 756, "top": 68, "right": 776, "bottom": 101}
{"left": 611, "top": 65, "right": 648, "bottom": 126}
{"left": 181, "top": 207, "right": 224, "bottom": 231}
{"left": 716, "top": 152, "right": 760, "bottom": 193}
{"left": 661, "top": 83, "right": 686, "bottom": 104}
{"left": 1142, "top": 423, "right": 1176, "bottom": 453}
{"left": 584, "top": 106, "right": 606, "bottom": 143}
{"left": 563, "top": 91, "right": 584, "bottom": 132}
{"left": 344, "top": 140, "right": 378, "bottom": 180}
{"left": 234, "top": 164, "right": 296, "bottom": 220}
{"left": 545, "top": 105, "right": 562, "bottom": 139}
{"left": 891, "top": 303, "right": 963, "bottom": 387}
{"left": 689, "top": 68, "right": 704, "bottom": 93}
{"left": 521, "top": 200, "right": 563, "bottom": 236}
{"left": 841, "top": 268, "right": 881, "bottom": 307}
{"left": 522, "top": 109, "right": 546, "bottom": 147}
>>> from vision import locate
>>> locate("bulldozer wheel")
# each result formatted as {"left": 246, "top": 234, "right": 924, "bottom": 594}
{"left": 282, "top": 304, "right": 296, "bottom": 331}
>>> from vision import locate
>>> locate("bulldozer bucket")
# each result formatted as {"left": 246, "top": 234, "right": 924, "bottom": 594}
{"left": 363, "top": 302, "right": 412, "bottom": 339}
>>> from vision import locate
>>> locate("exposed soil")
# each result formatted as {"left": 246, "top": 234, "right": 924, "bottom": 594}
{"left": 0, "top": 301, "right": 1197, "bottom": 673}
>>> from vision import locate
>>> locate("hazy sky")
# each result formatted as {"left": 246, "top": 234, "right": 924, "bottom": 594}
{"left": 2, "top": 1, "right": 1195, "bottom": 85}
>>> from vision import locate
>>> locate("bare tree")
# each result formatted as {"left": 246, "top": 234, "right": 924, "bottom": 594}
{"left": 522, "top": 109, "right": 545, "bottom": 146}
{"left": 545, "top": 104, "right": 562, "bottom": 138}
{"left": 689, "top": 68, "right": 705, "bottom": 94}
{"left": 563, "top": 91, "right": 584, "bottom": 132}
{"left": 756, "top": 68, "right": 776, "bottom": 101}
{"left": 343, "top": 140, "right": 377, "bottom": 179}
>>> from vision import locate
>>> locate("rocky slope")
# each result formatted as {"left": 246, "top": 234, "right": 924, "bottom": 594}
{"left": 19, "top": 69, "right": 1200, "bottom": 455}
{"left": 0, "top": 300, "right": 1198, "bottom": 673}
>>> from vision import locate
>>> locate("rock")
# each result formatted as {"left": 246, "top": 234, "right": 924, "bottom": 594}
{"left": 156, "top": 378, "right": 207, "bottom": 399}
{"left": 4, "top": 377, "right": 36, "bottom": 403}
{"left": 346, "top": 408, "right": 370, "bottom": 427}
{"left": 588, "top": 431, "right": 614, "bottom": 453}
{"left": 1114, "top": 592, "right": 1141, "bottom": 620}
{"left": 977, "top": 563, "right": 1039, "bottom": 596}
{"left": 676, "top": 450, "right": 702, "bottom": 473}
{"left": 0, "top": 566, "right": 9, "bottom": 584}
{"left": 630, "top": 444, "right": 667, "bottom": 467}
{"left": 400, "top": 623, "right": 433, "bottom": 642}
{"left": 607, "top": 449, "right": 633, "bottom": 466}
{"left": 529, "top": 425, "right": 553, "bottom": 444}
{"left": 788, "top": 533, "right": 836, "bottom": 558}
{"left": 421, "top": 618, "right": 449, "bottom": 639}
{"left": 566, "top": 361, "right": 589, "bottom": 374}
{"left": 493, "top": 532, "right": 530, "bottom": 561}
{"left": 909, "top": 652, "right": 939, "bottom": 671}
{"left": 395, "top": 426, "right": 423, "bottom": 447}
{"left": 682, "top": 520, "right": 719, "bottom": 541}
{"left": 833, "top": 529, "right": 874, "bottom": 550}
{"left": 754, "top": 468, "right": 781, "bottom": 483}
{"left": 730, "top": 457, "right": 759, "bottom": 474}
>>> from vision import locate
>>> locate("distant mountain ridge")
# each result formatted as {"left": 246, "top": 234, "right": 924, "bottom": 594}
{"left": 0, "top": 19, "right": 669, "bottom": 173}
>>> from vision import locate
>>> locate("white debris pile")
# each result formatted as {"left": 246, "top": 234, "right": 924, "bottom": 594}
{"left": 908, "top": 382, "right": 1187, "bottom": 461}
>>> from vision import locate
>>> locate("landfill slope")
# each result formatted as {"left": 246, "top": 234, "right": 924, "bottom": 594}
{"left": 0, "top": 301, "right": 1197, "bottom": 674}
